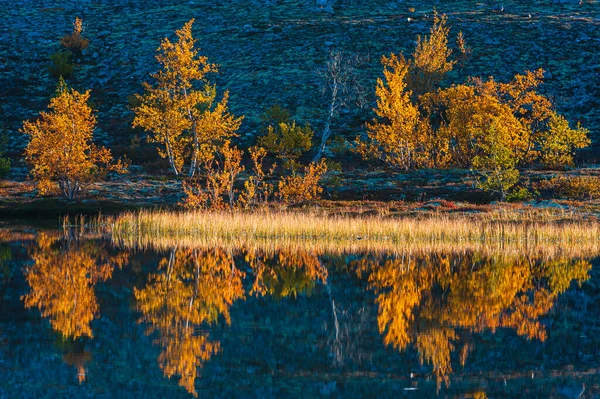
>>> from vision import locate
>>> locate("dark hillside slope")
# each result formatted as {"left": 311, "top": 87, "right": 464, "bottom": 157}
{"left": 1, "top": 0, "right": 598, "bottom": 159}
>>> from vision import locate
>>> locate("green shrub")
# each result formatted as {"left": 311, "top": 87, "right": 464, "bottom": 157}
{"left": 506, "top": 186, "right": 534, "bottom": 202}
{"left": 49, "top": 51, "right": 75, "bottom": 78}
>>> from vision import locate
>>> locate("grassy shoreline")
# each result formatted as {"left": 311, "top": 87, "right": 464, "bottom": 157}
{"left": 106, "top": 209, "right": 600, "bottom": 256}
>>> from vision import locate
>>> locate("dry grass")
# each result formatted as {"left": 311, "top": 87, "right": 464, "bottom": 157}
{"left": 105, "top": 209, "right": 600, "bottom": 258}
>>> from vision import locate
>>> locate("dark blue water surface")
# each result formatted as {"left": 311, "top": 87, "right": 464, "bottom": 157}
{"left": 1, "top": 228, "right": 599, "bottom": 398}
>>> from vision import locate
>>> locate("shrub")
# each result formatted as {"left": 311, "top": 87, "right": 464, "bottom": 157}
{"left": 258, "top": 121, "right": 313, "bottom": 172}
{"left": 278, "top": 160, "right": 327, "bottom": 205}
{"left": 506, "top": 186, "right": 534, "bottom": 202}
{"left": 0, "top": 133, "right": 10, "bottom": 178}
{"left": 537, "top": 114, "right": 590, "bottom": 169}
{"left": 239, "top": 146, "right": 275, "bottom": 209}
{"left": 182, "top": 140, "right": 245, "bottom": 209}
{"left": 49, "top": 51, "right": 75, "bottom": 78}
{"left": 537, "top": 175, "right": 600, "bottom": 200}
{"left": 60, "top": 17, "right": 89, "bottom": 56}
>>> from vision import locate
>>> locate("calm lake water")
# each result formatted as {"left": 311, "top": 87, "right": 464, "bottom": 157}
{"left": 1, "top": 227, "right": 599, "bottom": 398}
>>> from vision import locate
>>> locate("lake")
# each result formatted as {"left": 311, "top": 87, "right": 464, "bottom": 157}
{"left": 1, "top": 225, "right": 599, "bottom": 398}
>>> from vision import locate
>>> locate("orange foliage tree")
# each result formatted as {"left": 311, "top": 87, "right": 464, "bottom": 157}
{"left": 357, "top": 54, "right": 436, "bottom": 170}
{"left": 22, "top": 79, "right": 126, "bottom": 199}
{"left": 409, "top": 12, "right": 455, "bottom": 96}
{"left": 358, "top": 13, "right": 589, "bottom": 198}
{"left": 133, "top": 19, "right": 242, "bottom": 177}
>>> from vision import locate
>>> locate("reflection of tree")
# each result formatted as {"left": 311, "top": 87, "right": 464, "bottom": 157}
{"left": 135, "top": 248, "right": 244, "bottom": 397}
{"left": 22, "top": 233, "right": 122, "bottom": 339}
{"left": 0, "top": 243, "right": 11, "bottom": 310}
{"left": 355, "top": 252, "right": 591, "bottom": 389}
{"left": 136, "top": 247, "right": 331, "bottom": 395}
{"left": 22, "top": 232, "right": 126, "bottom": 382}
{"left": 63, "top": 348, "right": 92, "bottom": 384}
{"left": 246, "top": 249, "right": 327, "bottom": 298}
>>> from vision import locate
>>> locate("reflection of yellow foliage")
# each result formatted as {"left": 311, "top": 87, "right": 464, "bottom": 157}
{"left": 159, "top": 329, "right": 219, "bottom": 397}
{"left": 416, "top": 328, "right": 456, "bottom": 388}
{"left": 500, "top": 290, "right": 553, "bottom": 341}
{"left": 355, "top": 252, "right": 591, "bottom": 389}
{"left": 246, "top": 248, "right": 327, "bottom": 298}
{"left": 22, "top": 233, "right": 119, "bottom": 339}
{"left": 136, "top": 246, "right": 329, "bottom": 395}
{"left": 135, "top": 248, "right": 244, "bottom": 397}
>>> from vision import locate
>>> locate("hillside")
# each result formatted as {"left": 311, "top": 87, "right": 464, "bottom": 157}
{"left": 1, "top": 0, "right": 599, "bottom": 161}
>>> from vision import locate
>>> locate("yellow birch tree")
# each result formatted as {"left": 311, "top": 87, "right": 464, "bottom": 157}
{"left": 133, "top": 19, "right": 241, "bottom": 176}
{"left": 22, "top": 79, "right": 126, "bottom": 199}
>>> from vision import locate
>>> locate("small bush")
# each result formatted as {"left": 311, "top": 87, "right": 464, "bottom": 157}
{"left": 538, "top": 114, "right": 590, "bottom": 169}
{"left": 60, "top": 17, "right": 89, "bottom": 55}
{"left": 506, "top": 186, "right": 534, "bottom": 202}
{"left": 49, "top": 51, "right": 75, "bottom": 78}
{"left": 182, "top": 141, "right": 245, "bottom": 210}
{"left": 258, "top": 121, "right": 313, "bottom": 172}
{"left": 537, "top": 175, "right": 600, "bottom": 200}
{"left": 239, "top": 146, "right": 275, "bottom": 209}
{"left": 278, "top": 160, "right": 327, "bottom": 205}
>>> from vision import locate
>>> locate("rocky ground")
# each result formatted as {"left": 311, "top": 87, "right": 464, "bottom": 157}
{"left": 1, "top": 0, "right": 600, "bottom": 155}
{"left": 2, "top": 167, "right": 600, "bottom": 218}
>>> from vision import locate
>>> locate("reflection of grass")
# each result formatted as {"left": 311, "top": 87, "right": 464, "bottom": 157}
{"left": 106, "top": 210, "right": 600, "bottom": 257}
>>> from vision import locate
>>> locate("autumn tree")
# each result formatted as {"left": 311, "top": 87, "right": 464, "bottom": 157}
{"left": 358, "top": 15, "right": 589, "bottom": 192}
{"left": 537, "top": 114, "right": 589, "bottom": 169}
{"left": 133, "top": 19, "right": 242, "bottom": 176}
{"left": 422, "top": 82, "right": 530, "bottom": 199}
{"left": 483, "top": 69, "right": 589, "bottom": 169}
{"left": 408, "top": 12, "right": 455, "bottom": 96}
{"left": 357, "top": 54, "right": 437, "bottom": 169}
{"left": 22, "top": 79, "right": 126, "bottom": 199}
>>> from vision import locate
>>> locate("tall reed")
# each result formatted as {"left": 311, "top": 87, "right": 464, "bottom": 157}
{"left": 105, "top": 210, "right": 600, "bottom": 257}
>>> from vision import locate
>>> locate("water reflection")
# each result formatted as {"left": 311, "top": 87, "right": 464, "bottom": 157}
{"left": 135, "top": 247, "right": 328, "bottom": 395}
{"left": 354, "top": 252, "right": 591, "bottom": 389}
{"left": 135, "top": 248, "right": 244, "bottom": 397}
{"left": 11, "top": 230, "right": 597, "bottom": 396}
{"left": 0, "top": 243, "right": 11, "bottom": 310}
{"left": 245, "top": 248, "right": 327, "bottom": 298}
{"left": 21, "top": 232, "right": 127, "bottom": 382}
